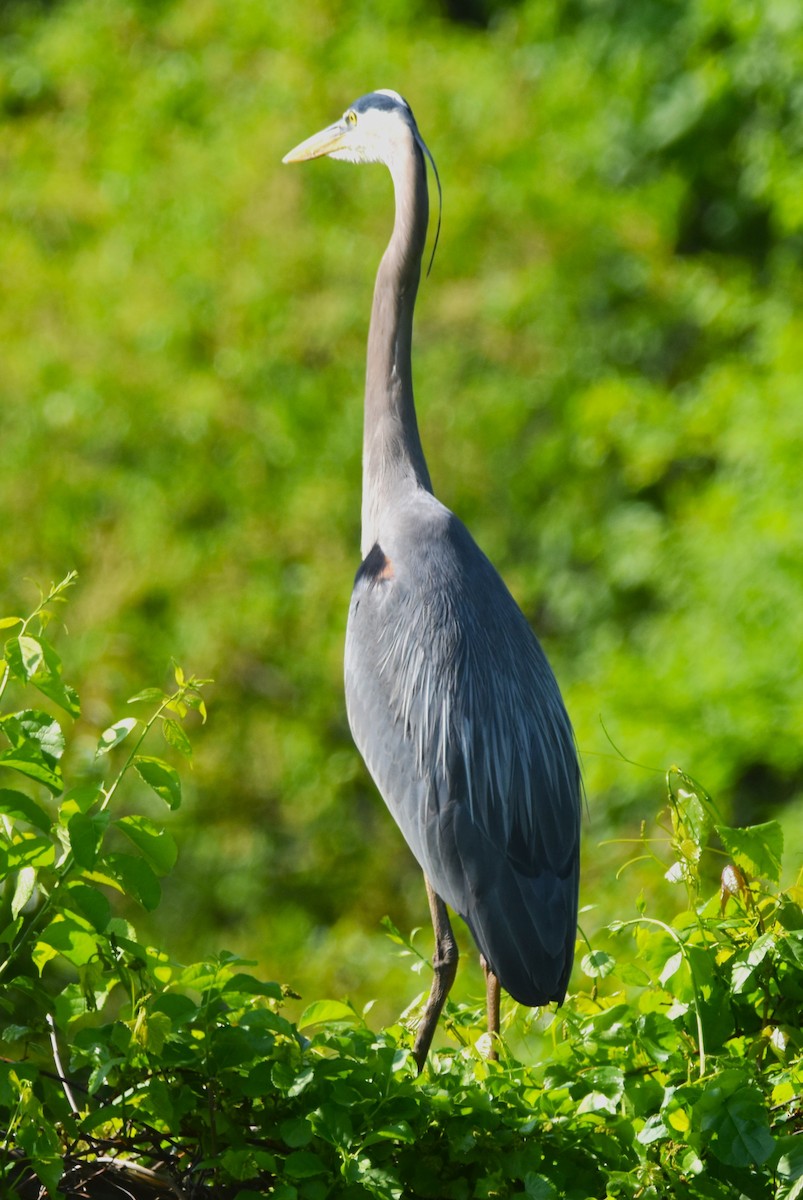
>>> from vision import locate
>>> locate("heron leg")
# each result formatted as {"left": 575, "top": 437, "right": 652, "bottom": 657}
{"left": 481, "top": 956, "right": 501, "bottom": 1061}
{"left": 412, "top": 877, "right": 458, "bottom": 1072}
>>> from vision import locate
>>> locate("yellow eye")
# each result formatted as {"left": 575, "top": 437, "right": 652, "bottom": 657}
{"left": 346, "top": 110, "right": 357, "bottom": 126}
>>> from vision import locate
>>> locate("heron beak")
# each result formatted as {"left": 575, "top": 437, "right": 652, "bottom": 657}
{"left": 282, "top": 121, "right": 347, "bottom": 164}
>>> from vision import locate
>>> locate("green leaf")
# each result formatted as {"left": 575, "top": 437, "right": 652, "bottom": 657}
{"left": 219, "top": 973, "right": 283, "bottom": 1000}
{"left": 68, "top": 812, "right": 110, "bottom": 868}
{"left": 284, "top": 1151, "right": 327, "bottom": 1180}
{"left": 574, "top": 1066, "right": 625, "bottom": 1114}
{"left": 7, "top": 835, "right": 55, "bottom": 872}
{"left": 581, "top": 949, "right": 616, "bottom": 978}
{"left": 108, "top": 853, "right": 161, "bottom": 910}
{"left": 1, "top": 710, "right": 65, "bottom": 760}
{"left": 62, "top": 883, "right": 111, "bottom": 932}
{"left": 698, "top": 1074, "right": 776, "bottom": 1168}
{"left": 716, "top": 822, "right": 783, "bottom": 883}
{"left": 96, "top": 717, "right": 139, "bottom": 756}
{"left": 11, "top": 866, "right": 37, "bottom": 919}
{"left": 280, "top": 1117, "right": 314, "bottom": 1148}
{"left": 31, "top": 643, "right": 81, "bottom": 716}
{"left": 0, "top": 788, "right": 51, "bottom": 832}
{"left": 59, "top": 784, "right": 103, "bottom": 821}
{"left": 4, "top": 639, "right": 79, "bottom": 716}
{"left": 4, "top": 635, "right": 44, "bottom": 681}
{"left": 637, "top": 1012, "right": 680, "bottom": 1063}
{"left": 128, "top": 687, "right": 166, "bottom": 704}
{"left": 134, "top": 755, "right": 181, "bottom": 810}
{"left": 0, "top": 744, "right": 63, "bottom": 794}
{"left": 117, "top": 815, "right": 177, "bottom": 875}
{"left": 298, "top": 999, "right": 360, "bottom": 1028}
{"left": 162, "top": 717, "right": 192, "bottom": 757}
{"left": 731, "top": 933, "right": 775, "bottom": 994}
{"left": 33, "top": 912, "right": 100, "bottom": 971}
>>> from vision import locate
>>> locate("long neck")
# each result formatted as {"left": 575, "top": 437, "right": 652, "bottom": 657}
{"left": 361, "top": 132, "right": 433, "bottom": 556}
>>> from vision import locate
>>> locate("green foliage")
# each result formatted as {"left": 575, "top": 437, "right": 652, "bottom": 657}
{"left": 1, "top": 0, "right": 801, "bottom": 1016}
{"left": 1, "top": 588, "right": 801, "bottom": 1198}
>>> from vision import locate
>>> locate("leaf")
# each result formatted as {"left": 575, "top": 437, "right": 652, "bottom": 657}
{"left": 0, "top": 788, "right": 52, "bottom": 832}
{"left": 574, "top": 1066, "right": 625, "bottom": 1114}
{"left": 11, "top": 867, "right": 37, "bottom": 919}
{"left": 33, "top": 912, "right": 100, "bottom": 971}
{"left": 96, "top": 718, "right": 139, "bottom": 756}
{"left": 117, "top": 815, "right": 177, "bottom": 875}
{"left": 280, "top": 1117, "right": 313, "bottom": 1148}
{"left": 298, "top": 999, "right": 360, "bottom": 1028}
{"left": 0, "top": 744, "right": 63, "bottom": 792}
{"left": 108, "top": 853, "right": 161, "bottom": 910}
{"left": 59, "top": 784, "right": 102, "bottom": 821}
{"left": 7, "top": 836, "right": 55, "bottom": 872}
{"left": 62, "top": 883, "right": 111, "bottom": 932}
{"left": 162, "top": 718, "right": 192, "bottom": 757}
{"left": 0, "top": 617, "right": 22, "bottom": 630}
{"left": 637, "top": 1012, "right": 680, "bottom": 1063}
{"left": 127, "top": 687, "right": 166, "bottom": 704}
{"left": 362, "top": 1121, "right": 415, "bottom": 1147}
{"left": 581, "top": 949, "right": 616, "bottom": 978}
{"left": 68, "top": 812, "right": 109, "bottom": 868}
{"left": 283, "top": 1151, "right": 327, "bottom": 1179}
{"left": 1, "top": 710, "right": 65, "bottom": 760}
{"left": 134, "top": 756, "right": 181, "bottom": 810}
{"left": 731, "top": 933, "right": 775, "bottom": 994}
{"left": 716, "top": 822, "right": 783, "bottom": 884}
{"left": 31, "top": 652, "right": 81, "bottom": 717}
{"left": 698, "top": 1076, "right": 776, "bottom": 1168}
{"left": 4, "top": 639, "right": 80, "bottom": 716}
{"left": 219, "top": 973, "right": 283, "bottom": 1000}
{"left": 4, "top": 635, "right": 44, "bottom": 681}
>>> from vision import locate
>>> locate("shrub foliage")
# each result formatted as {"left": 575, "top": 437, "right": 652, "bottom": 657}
{"left": 0, "top": 582, "right": 800, "bottom": 1198}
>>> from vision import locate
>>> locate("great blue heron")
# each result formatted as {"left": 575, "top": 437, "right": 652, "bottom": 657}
{"left": 283, "top": 90, "right": 581, "bottom": 1070}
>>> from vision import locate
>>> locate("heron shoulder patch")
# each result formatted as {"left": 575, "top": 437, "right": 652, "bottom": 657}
{"left": 355, "top": 542, "right": 394, "bottom": 586}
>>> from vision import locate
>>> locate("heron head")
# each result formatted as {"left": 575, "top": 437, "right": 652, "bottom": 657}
{"left": 283, "top": 90, "right": 442, "bottom": 273}
{"left": 282, "top": 89, "right": 426, "bottom": 168}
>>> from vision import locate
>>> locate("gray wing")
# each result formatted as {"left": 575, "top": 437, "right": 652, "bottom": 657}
{"left": 344, "top": 501, "right": 581, "bottom": 1005}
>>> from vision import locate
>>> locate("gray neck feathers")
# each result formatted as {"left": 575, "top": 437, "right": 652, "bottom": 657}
{"left": 361, "top": 129, "right": 433, "bottom": 557}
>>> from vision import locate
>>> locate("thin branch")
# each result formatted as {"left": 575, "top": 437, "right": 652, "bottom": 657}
{"left": 45, "top": 1013, "right": 79, "bottom": 1117}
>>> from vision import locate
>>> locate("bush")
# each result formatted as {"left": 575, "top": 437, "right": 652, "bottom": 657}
{"left": 1, "top": 581, "right": 800, "bottom": 1198}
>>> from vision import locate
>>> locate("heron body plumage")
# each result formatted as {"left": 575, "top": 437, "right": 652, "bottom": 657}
{"left": 345, "top": 496, "right": 579, "bottom": 1006}
{"left": 284, "top": 91, "right": 581, "bottom": 1062}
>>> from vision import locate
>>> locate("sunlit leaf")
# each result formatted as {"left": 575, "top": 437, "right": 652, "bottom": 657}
{"left": 298, "top": 999, "right": 360, "bottom": 1028}
{"left": 133, "top": 756, "right": 181, "bottom": 810}
{"left": 162, "top": 718, "right": 192, "bottom": 757}
{"left": 127, "top": 687, "right": 166, "bottom": 705}
{"left": 581, "top": 949, "right": 616, "bottom": 978}
{"left": 4, "top": 636, "right": 44, "bottom": 681}
{"left": 716, "top": 822, "right": 783, "bottom": 884}
{"left": 117, "top": 815, "right": 177, "bottom": 875}
{"left": 0, "top": 744, "right": 63, "bottom": 794}
{"left": 96, "top": 718, "right": 139, "bottom": 756}
{"left": 11, "top": 866, "right": 37, "bottom": 919}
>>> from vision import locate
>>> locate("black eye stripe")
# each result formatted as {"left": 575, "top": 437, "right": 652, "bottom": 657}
{"left": 351, "top": 91, "right": 410, "bottom": 116}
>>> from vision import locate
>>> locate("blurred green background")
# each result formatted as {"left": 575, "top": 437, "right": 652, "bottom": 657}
{"left": 2, "top": 0, "right": 802, "bottom": 1021}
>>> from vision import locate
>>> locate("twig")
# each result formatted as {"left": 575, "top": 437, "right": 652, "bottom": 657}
{"left": 45, "top": 1013, "right": 79, "bottom": 1117}
{"left": 89, "top": 1155, "right": 189, "bottom": 1198}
